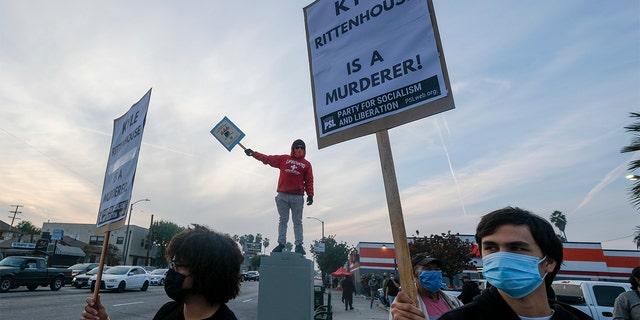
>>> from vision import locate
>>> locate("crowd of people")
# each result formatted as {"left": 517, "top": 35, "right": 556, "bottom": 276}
{"left": 79, "top": 206, "right": 638, "bottom": 320}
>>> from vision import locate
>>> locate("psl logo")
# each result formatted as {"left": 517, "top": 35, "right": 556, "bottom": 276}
{"left": 323, "top": 116, "right": 337, "bottom": 131}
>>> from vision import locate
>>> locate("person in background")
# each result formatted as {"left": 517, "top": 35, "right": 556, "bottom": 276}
{"left": 381, "top": 272, "right": 390, "bottom": 307}
{"left": 341, "top": 275, "right": 356, "bottom": 311}
{"left": 81, "top": 225, "right": 243, "bottom": 320}
{"left": 391, "top": 206, "right": 591, "bottom": 320}
{"left": 456, "top": 275, "right": 480, "bottom": 304}
{"left": 612, "top": 265, "right": 640, "bottom": 320}
{"left": 369, "top": 274, "right": 380, "bottom": 308}
{"left": 390, "top": 253, "right": 462, "bottom": 320}
{"left": 244, "top": 139, "right": 314, "bottom": 255}
{"left": 385, "top": 272, "right": 400, "bottom": 307}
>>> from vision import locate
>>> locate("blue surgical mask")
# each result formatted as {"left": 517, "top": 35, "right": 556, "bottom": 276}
{"left": 482, "top": 252, "right": 547, "bottom": 299}
{"left": 418, "top": 270, "right": 443, "bottom": 292}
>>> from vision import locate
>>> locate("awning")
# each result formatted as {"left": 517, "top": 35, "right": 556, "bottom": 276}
{"left": 331, "top": 267, "right": 352, "bottom": 276}
{"left": 55, "top": 244, "right": 85, "bottom": 257}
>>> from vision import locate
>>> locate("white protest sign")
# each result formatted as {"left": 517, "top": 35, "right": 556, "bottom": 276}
{"left": 96, "top": 89, "right": 151, "bottom": 233}
{"left": 210, "top": 116, "right": 246, "bottom": 151}
{"left": 304, "top": 0, "right": 454, "bottom": 148}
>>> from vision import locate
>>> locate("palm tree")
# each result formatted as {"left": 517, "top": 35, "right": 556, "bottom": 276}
{"left": 17, "top": 221, "right": 41, "bottom": 242}
{"left": 549, "top": 211, "right": 568, "bottom": 242}
{"left": 621, "top": 112, "right": 640, "bottom": 209}
{"left": 633, "top": 226, "right": 640, "bottom": 250}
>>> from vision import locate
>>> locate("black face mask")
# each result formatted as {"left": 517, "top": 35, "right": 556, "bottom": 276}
{"left": 164, "top": 269, "right": 190, "bottom": 301}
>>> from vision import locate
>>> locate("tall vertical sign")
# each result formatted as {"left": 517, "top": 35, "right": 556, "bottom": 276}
{"left": 96, "top": 89, "right": 152, "bottom": 234}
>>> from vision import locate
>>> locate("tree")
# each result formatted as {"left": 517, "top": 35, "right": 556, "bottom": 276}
{"left": 251, "top": 254, "right": 266, "bottom": 269}
{"left": 16, "top": 221, "right": 41, "bottom": 242}
{"left": 634, "top": 226, "right": 640, "bottom": 250}
{"left": 310, "top": 235, "right": 353, "bottom": 283}
{"left": 621, "top": 112, "right": 640, "bottom": 209}
{"left": 262, "top": 237, "right": 270, "bottom": 254}
{"left": 549, "top": 210, "right": 568, "bottom": 242}
{"left": 150, "top": 220, "right": 185, "bottom": 265}
{"left": 409, "top": 231, "right": 475, "bottom": 287}
{"left": 105, "top": 244, "right": 122, "bottom": 266}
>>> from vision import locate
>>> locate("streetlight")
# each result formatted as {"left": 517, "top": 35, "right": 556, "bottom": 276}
{"left": 122, "top": 198, "right": 150, "bottom": 264}
{"left": 307, "top": 216, "right": 324, "bottom": 239}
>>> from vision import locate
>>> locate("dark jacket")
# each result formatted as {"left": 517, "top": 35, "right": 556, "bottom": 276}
{"left": 251, "top": 139, "right": 314, "bottom": 196}
{"left": 457, "top": 280, "right": 481, "bottom": 304}
{"left": 440, "top": 286, "right": 592, "bottom": 320}
{"left": 153, "top": 301, "right": 237, "bottom": 320}
{"left": 385, "top": 277, "right": 400, "bottom": 296}
{"left": 341, "top": 277, "right": 355, "bottom": 299}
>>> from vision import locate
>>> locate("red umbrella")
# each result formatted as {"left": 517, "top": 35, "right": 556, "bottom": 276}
{"left": 331, "top": 267, "right": 352, "bottom": 277}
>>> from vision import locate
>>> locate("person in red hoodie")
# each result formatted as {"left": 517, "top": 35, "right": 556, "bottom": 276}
{"left": 244, "top": 139, "right": 314, "bottom": 255}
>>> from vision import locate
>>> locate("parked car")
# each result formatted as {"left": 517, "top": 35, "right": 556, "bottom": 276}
{"left": 0, "top": 256, "right": 72, "bottom": 292}
{"left": 72, "top": 266, "right": 109, "bottom": 289}
{"left": 90, "top": 265, "right": 150, "bottom": 293}
{"left": 149, "top": 268, "right": 168, "bottom": 286}
{"left": 552, "top": 280, "right": 631, "bottom": 320}
{"left": 68, "top": 263, "right": 100, "bottom": 278}
{"left": 244, "top": 271, "right": 259, "bottom": 281}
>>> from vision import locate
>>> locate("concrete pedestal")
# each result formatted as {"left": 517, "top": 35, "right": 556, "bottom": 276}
{"left": 257, "top": 252, "right": 314, "bottom": 320}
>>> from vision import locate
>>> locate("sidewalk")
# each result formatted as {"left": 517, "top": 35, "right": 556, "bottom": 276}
{"left": 321, "top": 288, "right": 389, "bottom": 320}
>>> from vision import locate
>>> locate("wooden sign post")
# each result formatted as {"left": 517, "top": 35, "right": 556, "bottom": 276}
{"left": 376, "top": 130, "right": 416, "bottom": 301}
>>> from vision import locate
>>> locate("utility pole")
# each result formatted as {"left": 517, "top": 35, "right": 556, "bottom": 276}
{"left": 8, "top": 205, "right": 23, "bottom": 228}
{"left": 146, "top": 214, "right": 154, "bottom": 266}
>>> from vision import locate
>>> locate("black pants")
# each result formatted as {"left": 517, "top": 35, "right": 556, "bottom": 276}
{"left": 343, "top": 294, "right": 353, "bottom": 309}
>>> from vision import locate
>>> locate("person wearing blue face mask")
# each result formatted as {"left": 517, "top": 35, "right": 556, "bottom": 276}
{"left": 389, "top": 253, "right": 462, "bottom": 320}
{"left": 390, "top": 206, "right": 591, "bottom": 320}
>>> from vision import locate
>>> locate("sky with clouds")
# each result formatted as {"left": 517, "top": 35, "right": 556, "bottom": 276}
{"left": 1, "top": 1, "right": 639, "bottom": 252}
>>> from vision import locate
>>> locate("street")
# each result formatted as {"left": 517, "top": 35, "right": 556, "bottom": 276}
{"left": 0, "top": 281, "right": 259, "bottom": 320}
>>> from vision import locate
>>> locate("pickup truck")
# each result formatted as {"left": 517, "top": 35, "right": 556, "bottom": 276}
{"left": 0, "top": 256, "right": 73, "bottom": 293}
{"left": 552, "top": 280, "right": 631, "bottom": 320}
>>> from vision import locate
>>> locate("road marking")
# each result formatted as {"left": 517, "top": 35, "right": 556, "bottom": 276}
{"left": 114, "top": 301, "right": 145, "bottom": 307}
{"left": 242, "top": 299, "right": 253, "bottom": 303}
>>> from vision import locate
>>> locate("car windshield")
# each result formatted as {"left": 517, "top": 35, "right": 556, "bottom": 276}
{"left": 68, "top": 263, "right": 90, "bottom": 270}
{"left": 0, "top": 257, "right": 26, "bottom": 267}
{"left": 151, "top": 269, "right": 167, "bottom": 275}
{"left": 86, "top": 267, "right": 107, "bottom": 275}
{"left": 104, "top": 266, "right": 131, "bottom": 275}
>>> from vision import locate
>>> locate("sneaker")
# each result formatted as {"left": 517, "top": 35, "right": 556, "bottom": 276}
{"left": 295, "top": 245, "right": 306, "bottom": 255}
{"left": 272, "top": 243, "right": 285, "bottom": 253}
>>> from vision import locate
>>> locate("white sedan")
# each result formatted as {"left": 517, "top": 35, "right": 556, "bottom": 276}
{"left": 149, "top": 268, "right": 168, "bottom": 286}
{"left": 90, "top": 266, "right": 150, "bottom": 293}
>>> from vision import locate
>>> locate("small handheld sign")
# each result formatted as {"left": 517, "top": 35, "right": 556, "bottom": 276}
{"left": 210, "top": 116, "right": 246, "bottom": 151}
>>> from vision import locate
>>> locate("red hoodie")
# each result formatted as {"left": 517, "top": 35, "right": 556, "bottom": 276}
{"left": 251, "top": 139, "right": 314, "bottom": 196}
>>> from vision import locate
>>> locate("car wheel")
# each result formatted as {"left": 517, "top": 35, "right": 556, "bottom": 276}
{"left": 0, "top": 277, "right": 12, "bottom": 293}
{"left": 75, "top": 284, "right": 83, "bottom": 289}
{"left": 90, "top": 281, "right": 95, "bottom": 291}
{"left": 27, "top": 284, "right": 38, "bottom": 291}
{"left": 141, "top": 281, "right": 149, "bottom": 291}
{"left": 160, "top": 278, "right": 164, "bottom": 285}
{"left": 117, "top": 281, "right": 126, "bottom": 293}
{"left": 50, "top": 277, "right": 63, "bottom": 291}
